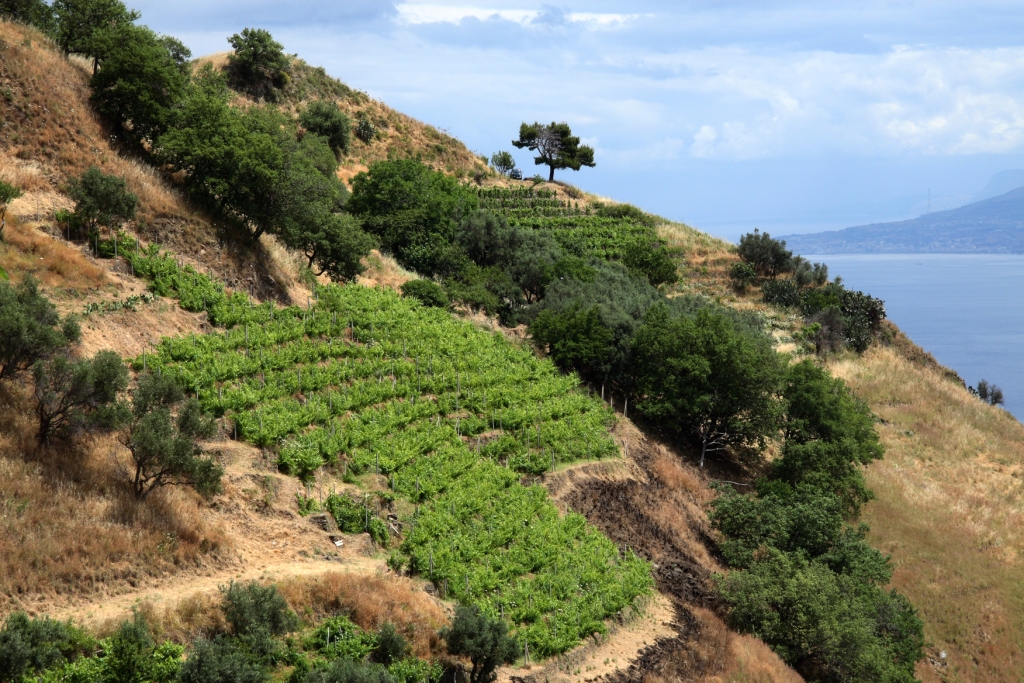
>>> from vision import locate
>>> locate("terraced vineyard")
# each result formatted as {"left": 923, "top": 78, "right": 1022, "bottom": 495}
{"left": 477, "top": 187, "right": 662, "bottom": 259}
{"left": 123, "top": 245, "right": 653, "bottom": 658}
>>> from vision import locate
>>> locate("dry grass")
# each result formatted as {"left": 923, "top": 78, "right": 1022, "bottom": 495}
{"left": 691, "top": 609, "right": 804, "bottom": 683}
{"left": 832, "top": 345, "right": 1024, "bottom": 682}
{"left": 0, "top": 385, "right": 228, "bottom": 615}
{"left": 358, "top": 249, "right": 417, "bottom": 291}
{"left": 0, "top": 213, "right": 106, "bottom": 289}
{"left": 276, "top": 572, "right": 448, "bottom": 658}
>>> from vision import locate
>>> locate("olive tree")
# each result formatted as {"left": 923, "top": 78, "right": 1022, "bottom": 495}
{"left": 117, "top": 372, "right": 221, "bottom": 500}
{"left": 32, "top": 350, "right": 127, "bottom": 444}
{"left": 0, "top": 276, "right": 80, "bottom": 381}
{"left": 441, "top": 605, "right": 518, "bottom": 683}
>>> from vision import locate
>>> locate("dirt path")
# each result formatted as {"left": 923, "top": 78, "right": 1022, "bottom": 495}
{"left": 52, "top": 553, "right": 385, "bottom": 628}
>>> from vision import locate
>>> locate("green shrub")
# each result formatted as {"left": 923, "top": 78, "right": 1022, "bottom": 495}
{"left": 737, "top": 229, "right": 792, "bottom": 279}
{"left": 64, "top": 166, "right": 138, "bottom": 235}
{"left": 729, "top": 261, "right": 757, "bottom": 290}
{"left": 221, "top": 581, "right": 299, "bottom": 661}
{"left": 791, "top": 256, "right": 828, "bottom": 288}
{"left": 400, "top": 279, "right": 449, "bottom": 309}
{"left": 355, "top": 116, "right": 376, "bottom": 143}
{"left": 370, "top": 623, "right": 407, "bottom": 666}
{"left": 441, "top": 605, "right": 518, "bottom": 683}
{"left": 178, "top": 638, "right": 266, "bottom": 683}
{"left": 300, "top": 101, "right": 352, "bottom": 156}
{"left": 593, "top": 202, "right": 655, "bottom": 228}
{"left": 301, "top": 660, "right": 395, "bottom": 683}
{"left": 761, "top": 279, "right": 800, "bottom": 308}
{"left": 621, "top": 239, "right": 677, "bottom": 287}
{"left": 0, "top": 612, "right": 93, "bottom": 683}
{"left": 102, "top": 615, "right": 181, "bottom": 683}
{"left": 718, "top": 548, "right": 922, "bottom": 683}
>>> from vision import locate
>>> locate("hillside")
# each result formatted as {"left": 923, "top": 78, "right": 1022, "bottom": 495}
{"left": 0, "top": 17, "right": 802, "bottom": 683}
{"left": 5, "top": 11, "right": 1024, "bottom": 683}
{"left": 782, "top": 186, "right": 1024, "bottom": 253}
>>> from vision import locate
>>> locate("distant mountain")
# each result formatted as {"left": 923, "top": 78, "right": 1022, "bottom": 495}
{"left": 782, "top": 185, "right": 1024, "bottom": 254}
{"left": 974, "top": 169, "right": 1024, "bottom": 202}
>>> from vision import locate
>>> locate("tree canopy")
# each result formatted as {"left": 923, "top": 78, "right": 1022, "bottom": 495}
{"left": 226, "top": 28, "right": 290, "bottom": 102}
{"left": 51, "top": 0, "right": 139, "bottom": 70}
{"left": 89, "top": 24, "right": 191, "bottom": 146}
{"left": 513, "top": 122, "right": 595, "bottom": 182}
{"left": 347, "top": 159, "right": 478, "bottom": 277}
{"left": 0, "top": 276, "right": 80, "bottom": 382}
{"left": 300, "top": 100, "right": 352, "bottom": 156}
{"left": 630, "top": 303, "right": 783, "bottom": 467}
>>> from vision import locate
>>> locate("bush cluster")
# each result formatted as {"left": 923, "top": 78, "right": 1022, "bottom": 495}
{"left": 733, "top": 230, "right": 884, "bottom": 354}
{"left": 0, "top": 581, "right": 454, "bottom": 683}
{"left": 711, "top": 361, "right": 923, "bottom": 682}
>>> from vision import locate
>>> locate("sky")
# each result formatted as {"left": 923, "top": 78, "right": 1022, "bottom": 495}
{"left": 127, "top": 0, "right": 1024, "bottom": 242}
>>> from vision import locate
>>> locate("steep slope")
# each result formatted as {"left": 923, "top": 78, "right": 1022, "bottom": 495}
{"left": 834, "top": 345, "right": 1024, "bottom": 682}
{"left": 0, "top": 20, "right": 801, "bottom": 683}
{"left": 781, "top": 187, "right": 1024, "bottom": 253}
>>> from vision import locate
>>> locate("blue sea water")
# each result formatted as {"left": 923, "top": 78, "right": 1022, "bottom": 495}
{"left": 805, "top": 254, "right": 1024, "bottom": 421}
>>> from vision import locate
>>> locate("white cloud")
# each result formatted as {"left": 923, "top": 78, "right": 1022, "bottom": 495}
{"left": 394, "top": 3, "right": 640, "bottom": 27}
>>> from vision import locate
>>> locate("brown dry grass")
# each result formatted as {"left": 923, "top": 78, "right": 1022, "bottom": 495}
{"left": 831, "top": 345, "right": 1024, "bottom": 682}
{"left": 277, "top": 572, "right": 447, "bottom": 658}
{"left": 358, "top": 249, "right": 417, "bottom": 291}
{"left": 0, "top": 213, "right": 106, "bottom": 289}
{"left": 0, "top": 385, "right": 228, "bottom": 614}
{"left": 90, "top": 570, "right": 447, "bottom": 657}
{"left": 690, "top": 609, "right": 804, "bottom": 683}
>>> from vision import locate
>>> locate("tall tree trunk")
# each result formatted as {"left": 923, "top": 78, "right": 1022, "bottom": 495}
{"left": 548, "top": 165, "right": 555, "bottom": 182}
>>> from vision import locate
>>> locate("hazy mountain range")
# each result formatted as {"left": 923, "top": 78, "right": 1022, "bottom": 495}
{"left": 782, "top": 171, "right": 1024, "bottom": 254}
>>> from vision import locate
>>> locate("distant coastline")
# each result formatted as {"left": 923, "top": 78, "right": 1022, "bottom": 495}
{"left": 782, "top": 185, "right": 1024, "bottom": 254}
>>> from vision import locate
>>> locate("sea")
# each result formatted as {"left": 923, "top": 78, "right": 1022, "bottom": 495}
{"left": 804, "top": 254, "right": 1024, "bottom": 422}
